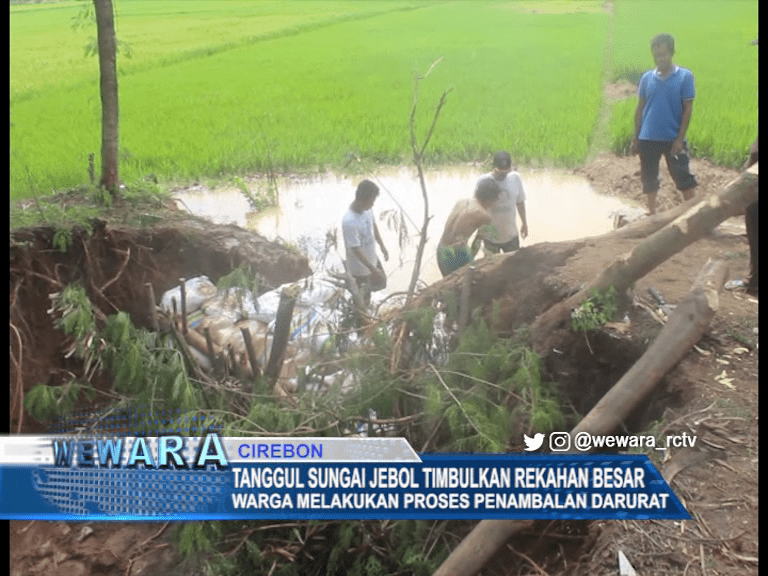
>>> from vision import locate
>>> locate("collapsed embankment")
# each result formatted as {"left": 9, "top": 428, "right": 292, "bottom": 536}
{"left": 9, "top": 220, "right": 311, "bottom": 433}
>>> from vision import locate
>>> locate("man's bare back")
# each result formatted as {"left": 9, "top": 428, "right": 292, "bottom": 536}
{"left": 439, "top": 199, "right": 492, "bottom": 249}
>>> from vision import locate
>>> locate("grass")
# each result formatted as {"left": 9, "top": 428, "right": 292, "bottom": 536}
{"left": 10, "top": 1, "right": 412, "bottom": 103}
{"left": 10, "top": 1, "right": 757, "bottom": 200}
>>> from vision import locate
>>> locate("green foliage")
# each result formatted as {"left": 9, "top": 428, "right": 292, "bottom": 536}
{"left": 52, "top": 282, "right": 98, "bottom": 355}
{"left": 25, "top": 284, "right": 202, "bottom": 423}
{"left": 244, "top": 401, "right": 299, "bottom": 433}
{"left": 52, "top": 226, "right": 73, "bottom": 253}
{"left": 88, "top": 183, "right": 114, "bottom": 207}
{"left": 24, "top": 380, "right": 87, "bottom": 421}
{"left": 421, "top": 321, "right": 567, "bottom": 452}
{"left": 233, "top": 173, "right": 279, "bottom": 213}
{"left": 232, "top": 176, "right": 276, "bottom": 212}
{"left": 10, "top": 178, "right": 172, "bottom": 234}
{"left": 100, "top": 311, "right": 201, "bottom": 410}
{"left": 216, "top": 262, "right": 263, "bottom": 297}
{"left": 177, "top": 522, "right": 221, "bottom": 556}
{"left": 9, "top": 192, "right": 101, "bottom": 237}
{"left": 570, "top": 286, "right": 618, "bottom": 332}
{"left": 402, "top": 306, "right": 438, "bottom": 343}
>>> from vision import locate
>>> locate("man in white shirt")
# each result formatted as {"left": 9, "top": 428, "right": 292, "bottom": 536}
{"left": 477, "top": 150, "right": 528, "bottom": 254}
{"left": 341, "top": 179, "right": 389, "bottom": 303}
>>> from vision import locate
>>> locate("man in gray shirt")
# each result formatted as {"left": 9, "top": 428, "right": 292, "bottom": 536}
{"left": 341, "top": 179, "right": 389, "bottom": 303}
{"left": 477, "top": 151, "right": 528, "bottom": 253}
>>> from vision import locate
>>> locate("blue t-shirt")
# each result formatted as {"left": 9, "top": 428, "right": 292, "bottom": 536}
{"left": 637, "top": 65, "right": 695, "bottom": 141}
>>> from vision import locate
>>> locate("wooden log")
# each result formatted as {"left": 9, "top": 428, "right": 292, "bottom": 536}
{"left": 179, "top": 277, "right": 188, "bottom": 335}
{"left": 227, "top": 344, "right": 244, "bottom": 381}
{"left": 432, "top": 258, "right": 730, "bottom": 576}
{"left": 265, "top": 288, "right": 297, "bottom": 383}
{"left": 530, "top": 164, "right": 758, "bottom": 355}
{"left": 570, "top": 257, "right": 728, "bottom": 439}
{"left": 169, "top": 321, "right": 202, "bottom": 379}
{"left": 203, "top": 327, "right": 216, "bottom": 360}
{"left": 185, "top": 327, "right": 222, "bottom": 358}
{"left": 241, "top": 326, "right": 261, "bottom": 382}
{"left": 432, "top": 520, "right": 536, "bottom": 576}
{"left": 203, "top": 327, "right": 224, "bottom": 377}
{"left": 603, "top": 194, "right": 699, "bottom": 240}
{"left": 146, "top": 282, "right": 159, "bottom": 331}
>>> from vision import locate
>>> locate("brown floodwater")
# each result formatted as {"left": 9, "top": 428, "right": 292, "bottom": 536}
{"left": 173, "top": 165, "right": 641, "bottom": 294}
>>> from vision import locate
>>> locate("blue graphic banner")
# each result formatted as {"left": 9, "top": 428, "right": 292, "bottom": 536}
{"left": 0, "top": 435, "right": 690, "bottom": 521}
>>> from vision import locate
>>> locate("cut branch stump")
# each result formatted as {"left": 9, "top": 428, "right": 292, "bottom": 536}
{"left": 265, "top": 288, "right": 297, "bottom": 384}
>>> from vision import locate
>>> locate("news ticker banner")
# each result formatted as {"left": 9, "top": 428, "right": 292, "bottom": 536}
{"left": 0, "top": 434, "right": 690, "bottom": 521}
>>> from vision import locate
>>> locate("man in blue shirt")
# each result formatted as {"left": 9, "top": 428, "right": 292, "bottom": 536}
{"left": 630, "top": 34, "right": 697, "bottom": 215}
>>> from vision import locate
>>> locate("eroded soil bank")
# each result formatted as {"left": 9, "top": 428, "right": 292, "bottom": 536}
{"left": 10, "top": 220, "right": 311, "bottom": 433}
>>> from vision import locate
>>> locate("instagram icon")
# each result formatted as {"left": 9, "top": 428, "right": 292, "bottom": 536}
{"left": 549, "top": 432, "right": 571, "bottom": 451}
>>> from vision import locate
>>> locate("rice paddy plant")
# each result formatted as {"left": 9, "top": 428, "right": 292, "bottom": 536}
{"left": 11, "top": 1, "right": 610, "bottom": 199}
{"left": 608, "top": 0, "right": 758, "bottom": 167}
{"left": 10, "top": 0, "right": 415, "bottom": 103}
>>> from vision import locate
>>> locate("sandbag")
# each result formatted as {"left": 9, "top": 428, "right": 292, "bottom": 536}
{"left": 202, "top": 288, "right": 258, "bottom": 322}
{"left": 159, "top": 276, "right": 218, "bottom": 315}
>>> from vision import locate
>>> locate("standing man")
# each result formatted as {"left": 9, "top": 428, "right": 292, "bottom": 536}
{"left": 630, "top": 33, "right": 697, "bottom": 215}
{"left": 341, "top": 179, "right": 389, "bottom": 304}
{"left": 478, "top": 151, "right": 528, "bottom": 254}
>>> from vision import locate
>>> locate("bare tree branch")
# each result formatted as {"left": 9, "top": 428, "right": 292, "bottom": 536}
{"left": 405, "top": 59, "right": 451, "bottom": 303}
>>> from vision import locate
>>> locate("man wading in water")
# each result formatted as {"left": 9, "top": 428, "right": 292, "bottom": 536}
{"left": 341, "top": 179, "right": 389, "bottom": 305}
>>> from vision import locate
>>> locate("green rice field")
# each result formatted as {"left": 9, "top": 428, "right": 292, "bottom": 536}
{"left": 10, "top": 0, "right": 757, "bottom": 199}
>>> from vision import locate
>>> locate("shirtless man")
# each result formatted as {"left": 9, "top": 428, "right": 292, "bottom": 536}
{"left": 436, "top": 177, "right": 501, "bottom": 277}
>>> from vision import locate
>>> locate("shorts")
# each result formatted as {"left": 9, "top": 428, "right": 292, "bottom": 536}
{"left": 437, "top": 244, "right": 473, "bottom": 277}
{"left": 482, "top": 235, "right": 520, "bottom": 254}
{"left": 638, "top": 139, "right": 698, "bottom": 193}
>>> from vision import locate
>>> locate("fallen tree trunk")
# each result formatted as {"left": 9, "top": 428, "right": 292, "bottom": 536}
{"left": 530, "top": 163, "right": 757, "bottom": 355}
{"left": 570, "top": 257, "right": 728, "bottom": 438}
{"left": 432, "top": 257, "right": 730, "bottom": 576}
{"left": 406, "top": 165, "right": 757, "bottom": 354}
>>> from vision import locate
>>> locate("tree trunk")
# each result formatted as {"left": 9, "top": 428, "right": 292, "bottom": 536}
{"left": 432, "top": 257, "right": 730, "bottom": 576}
{"left": 406, "top": 166, "right": 757, "bottom": 351}
{"left": 94, "top": 0, "right": 119, "bottom": 196}
{"left": 569, "top": 257, "right": 728, "bottom": 439}
{"left": 529, "top": 164, "right": 757, "bottom": 354}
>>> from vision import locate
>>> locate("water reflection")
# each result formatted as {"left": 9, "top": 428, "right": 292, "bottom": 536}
{"left": 173, "top": 166, "right": 638, "bottom": 294}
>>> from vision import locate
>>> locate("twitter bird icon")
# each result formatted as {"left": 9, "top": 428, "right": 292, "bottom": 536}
{"left": 523, "top": 433, "right": 545, "bottom": 451}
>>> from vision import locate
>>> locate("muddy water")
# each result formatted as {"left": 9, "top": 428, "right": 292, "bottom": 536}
{"left": 174, "top": 166, "right": 640, "bottom": 294}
